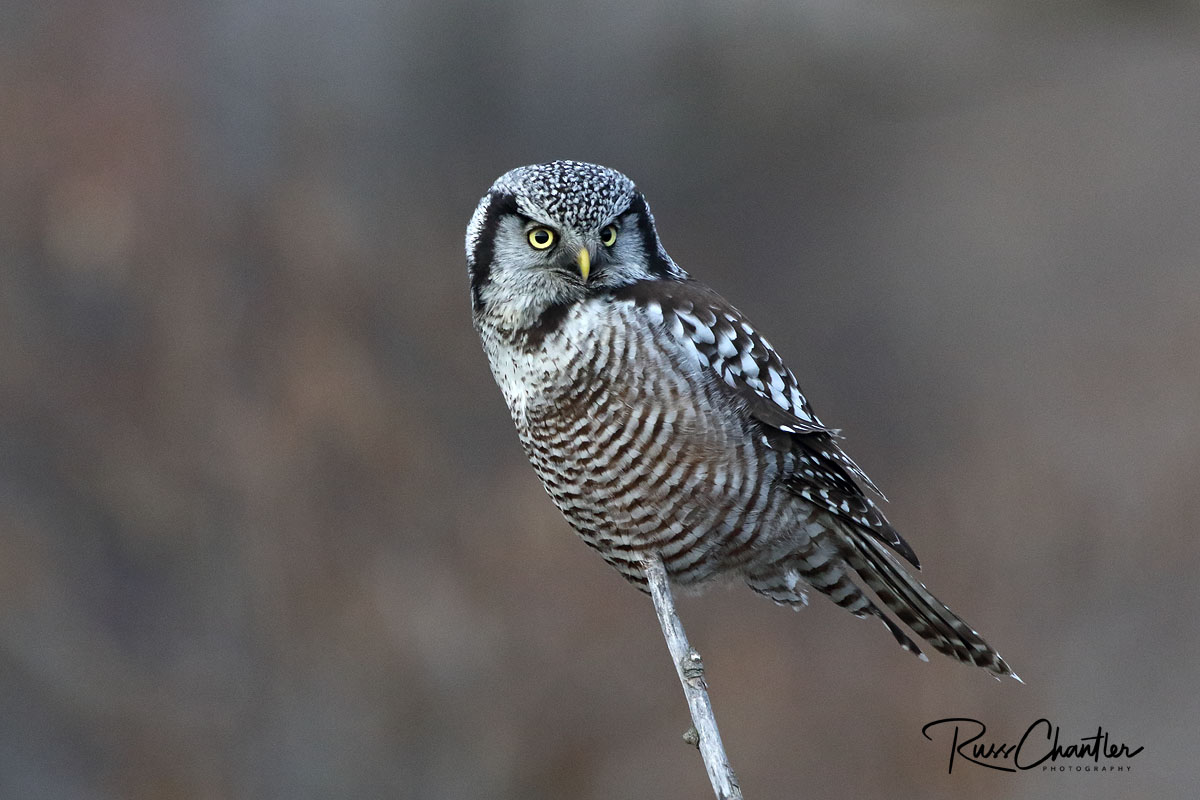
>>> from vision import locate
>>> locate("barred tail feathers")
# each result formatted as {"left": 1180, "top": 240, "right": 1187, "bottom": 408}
{"left": 841, "top": 532, "right": 1016, "bottom": 679}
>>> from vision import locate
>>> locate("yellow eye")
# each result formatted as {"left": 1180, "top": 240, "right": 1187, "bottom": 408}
{"left": 600, "top": 224, "right": 618, "bottom": 247}
{"left": 528, "top": 227, "right": 556, "bottom": 250}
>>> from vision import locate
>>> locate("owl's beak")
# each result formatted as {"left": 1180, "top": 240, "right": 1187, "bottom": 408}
{"left": 576, "top": 247, "right": 591, "bottom": 282}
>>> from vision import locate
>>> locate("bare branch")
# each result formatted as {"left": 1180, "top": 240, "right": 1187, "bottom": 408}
{"left": 642, "top": 556, "right": 744, "bottom": 800}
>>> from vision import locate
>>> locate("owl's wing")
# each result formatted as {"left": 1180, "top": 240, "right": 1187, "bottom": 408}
{"left": 616, "top": 278, "right": 921, "bottom": 569}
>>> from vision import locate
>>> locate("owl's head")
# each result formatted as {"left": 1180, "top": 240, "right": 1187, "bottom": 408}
{"left": 466, "top": 161, "right": 683, "bottom": 329}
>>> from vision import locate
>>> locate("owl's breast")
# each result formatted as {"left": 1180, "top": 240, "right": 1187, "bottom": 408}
{"left": 481, "top": 299, "right": 793, "bottom": 582}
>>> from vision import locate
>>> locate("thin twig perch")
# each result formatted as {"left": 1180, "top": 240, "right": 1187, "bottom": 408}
{"left": 642, "top": 556, "right": 744, "bottom": 800}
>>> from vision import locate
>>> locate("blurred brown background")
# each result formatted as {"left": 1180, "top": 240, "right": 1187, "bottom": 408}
{"left": 2, "top": 1, "right": 1198, "bottom": 798}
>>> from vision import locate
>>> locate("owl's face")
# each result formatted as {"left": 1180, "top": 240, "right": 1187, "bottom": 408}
{"left": 466, "top": 161, "right": 682, "bottom": 329}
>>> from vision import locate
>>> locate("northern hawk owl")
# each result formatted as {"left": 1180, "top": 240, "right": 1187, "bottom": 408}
{"left": 467, "top": 160, "right": 1014, "bottom": 679}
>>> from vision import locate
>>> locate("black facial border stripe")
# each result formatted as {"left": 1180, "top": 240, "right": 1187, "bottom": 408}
{"left": 626, "top": 193, "right": 674, "bottom": 277}
{"left": 470, "top": 191, "right": 521, "bottom": 312}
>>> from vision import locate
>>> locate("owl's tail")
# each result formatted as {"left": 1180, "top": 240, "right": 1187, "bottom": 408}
{"left": 744, "top": 527, "right": 1017, "bottom": 679}
{"left": 842, "top": 532, "right": 1017, "bottom": 680}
